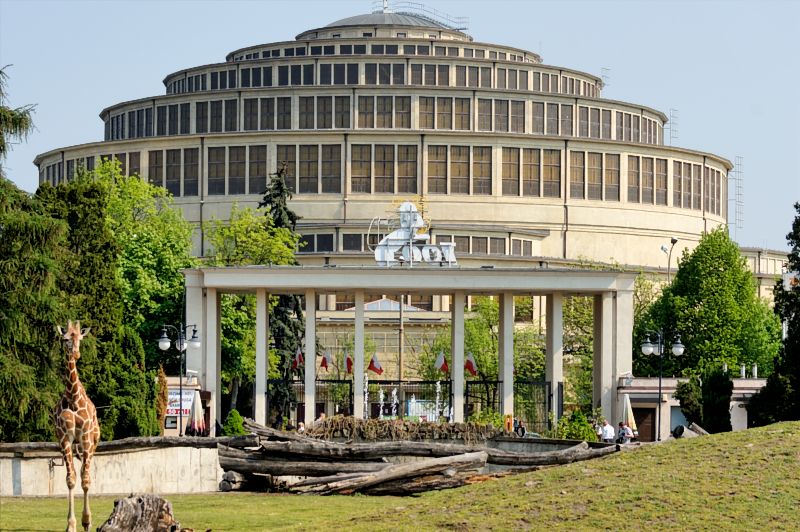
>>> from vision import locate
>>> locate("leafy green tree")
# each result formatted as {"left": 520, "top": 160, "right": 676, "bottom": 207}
{"left": 635, "top": 227, "right": 781, "bottom": 377}
{"left": 205, "top": 201, "right": 300, "bottom": 415}
{"left": 0, "top": 66, "right": 35, "bottom": 169}
{"left": 0, "top": 178, "right": 67, "bottom": 441}
{"left": 92, "top": 160, "right": 197, "bottom": 372}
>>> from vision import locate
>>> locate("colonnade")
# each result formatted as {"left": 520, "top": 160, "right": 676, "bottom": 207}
{"left": 184, "top": 266, "right": 634, "bottom": 433}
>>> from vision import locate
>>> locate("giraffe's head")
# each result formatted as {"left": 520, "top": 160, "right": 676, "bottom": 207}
{"left": 57, "top": 321, "right": 90, "bottom": 358}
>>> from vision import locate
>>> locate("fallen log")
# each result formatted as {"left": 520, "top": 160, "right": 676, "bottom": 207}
{"left": 294, "top": 451, "right": 488, "bottom": 495}
{"left": 218, "top": 444, "right": 387, "bottom": 477}
{"left": 256, "top": 438, "right": 593, "bottom": 466}
{"left": 219, "top": 471, "right": 272, "bottom": 492}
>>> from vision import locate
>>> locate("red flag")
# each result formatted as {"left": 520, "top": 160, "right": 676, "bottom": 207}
{"left": 345, "top": 351, "right": 353, "bottom": 374}
{"left": 320, "top": 349, "right": 332, "bottom": 371}
{"left": 292, "top": 348, "right": 304, "bottom": 371}
{"left": 435, "top": 351, "right": 449, "bottom": 373}
{"left": 465, "top": 352, "right": 478, "bottom": 377}
{"left": 367, "top": 353, "right": 384, "bottom": 375}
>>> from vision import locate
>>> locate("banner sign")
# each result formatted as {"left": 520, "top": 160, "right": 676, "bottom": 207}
{"left": 167, "top": 389, "right": 193, "bottom": 416}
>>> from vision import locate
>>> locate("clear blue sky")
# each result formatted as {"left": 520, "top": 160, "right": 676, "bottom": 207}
{"left": 1, "top": 0, "right": 798, "bottom": 251}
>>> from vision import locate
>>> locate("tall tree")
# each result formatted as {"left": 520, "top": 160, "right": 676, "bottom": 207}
{"left": 93, "top": 160, "right": 197, "bottom": 372}
{"left": 0, "top": 178, "right": 67, "bottom": 441}
{"left": 0, "top": 66, "right": 35, "bottom": 170}
{"left": 749, "top": 202, "right": 800, "bottom": 424}
{"left": 634, "top": 227, "right": 781, "bottom": 378}
{"left": 258, "top": 165, "right": 304, "bottom": 418}
{"left": 36, "top": 176, "right": 158, "bottom": 439}
{"left": 774, "top": 202, "right": 800, "bottom": 409}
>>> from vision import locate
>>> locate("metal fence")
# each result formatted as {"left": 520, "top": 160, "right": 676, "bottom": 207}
{"left": 267, "top": 378, "right": 553, "bottom": 431}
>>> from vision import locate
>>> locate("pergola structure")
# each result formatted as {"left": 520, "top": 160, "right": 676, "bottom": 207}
{"left": 183, "top": 266, "right": 635, "bottom": 433}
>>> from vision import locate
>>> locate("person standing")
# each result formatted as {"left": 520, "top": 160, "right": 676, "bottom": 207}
{"left": 601, "top": 420, "right": 615, "bottom": 443}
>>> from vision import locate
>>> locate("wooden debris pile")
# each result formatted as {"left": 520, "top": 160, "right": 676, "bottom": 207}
{"left": 217, "top": 419, "right": 617, "bottom": 496}
{"left": 303, "top": 416, "right": 503, "bottom": 443}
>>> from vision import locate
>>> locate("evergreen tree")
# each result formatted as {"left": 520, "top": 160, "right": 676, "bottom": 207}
{"left": 258, "top": 165, "right": 304, "bottom": 418}
{"left": 36, "top": 175, "right": 158, "bottom": 439}
{"left": 701, "top": 369, "right": 733, "bottom": 433}
{"left": 748, "top": 202, "right": 800, "bottom": 424}
{"left": 0, "top": 178, "right": 67, "bottom": 441}
{"left": 0, "top": 66, "right": 35, "bottom": 169}
{"left": 674, "top": 376, "right": 703, "bottom": 425}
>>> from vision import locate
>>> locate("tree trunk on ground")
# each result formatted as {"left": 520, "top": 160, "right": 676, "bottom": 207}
{"left": 97, "top": 494, "right": 182, "bottom": 532}
{"left": 293, "top": 451, "right": 488, "bottom": 495}
{"left": 218, "top": 444, "right": 388, "bottom": 476}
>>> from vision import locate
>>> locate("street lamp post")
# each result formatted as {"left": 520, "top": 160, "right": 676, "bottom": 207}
{"left": 640, "top": 331, "right": 685, "bottom": 441}
{"left": 660, "top": 237, "right": 679, "bottom": 283}
{"left": 158, "top": 324, "right": 201, "bottom": 436}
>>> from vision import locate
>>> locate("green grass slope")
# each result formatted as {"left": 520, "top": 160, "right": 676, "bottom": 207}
{"left": 1, "top": 422, "right": 798, "bottom": 531}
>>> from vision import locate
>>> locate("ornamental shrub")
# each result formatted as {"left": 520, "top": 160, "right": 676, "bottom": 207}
{"left": 221, "top": 408, "right": 248, "bottom": 436}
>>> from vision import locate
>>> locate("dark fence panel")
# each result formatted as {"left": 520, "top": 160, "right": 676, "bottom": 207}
{"left": 514, "top": 380, "right": 551, "bottom": 434}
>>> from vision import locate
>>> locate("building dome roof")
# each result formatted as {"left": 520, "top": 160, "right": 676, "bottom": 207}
{"left": 325, "top": 12, "right": 449, "bottom": 30}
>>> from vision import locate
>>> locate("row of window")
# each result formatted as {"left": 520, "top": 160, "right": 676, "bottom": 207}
{"left": 299, "top": 231, "right": 536, "bottom": 259}
{"left": 40, "top": 146, "right": 725, "bottom": 217}
{"left": 166, "top": 60, "right": 597, "bottom": 97}
{"left": 106, "top": 95, "right": 662, "bottom": 145}
{"left": 232, "top": 42, "right": 533, "bottom": 63}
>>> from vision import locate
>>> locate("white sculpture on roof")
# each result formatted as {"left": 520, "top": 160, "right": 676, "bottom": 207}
{"left": 371, "top": 201, "right": 456, "bottom": 267}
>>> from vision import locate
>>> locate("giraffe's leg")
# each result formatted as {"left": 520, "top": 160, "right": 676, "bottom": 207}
{"left": 80, "top": 455, "right": 92, "bottom": 531}
{"left": 61, "top": 442, "right": 77, "bottom": 532}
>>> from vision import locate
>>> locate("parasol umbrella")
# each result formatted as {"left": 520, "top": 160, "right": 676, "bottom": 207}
{"left": 186, "top": 389, "right": 206, "bottom": 436}
{"left": 623, "top": 393, "right": 638, "bottom": 437}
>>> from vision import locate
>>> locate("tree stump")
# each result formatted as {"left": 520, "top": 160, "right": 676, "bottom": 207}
{"left": 97, "top": 494, "right": 185, "bottom": 532}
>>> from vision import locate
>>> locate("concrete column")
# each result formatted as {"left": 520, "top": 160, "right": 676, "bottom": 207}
{"left": 254, "top": 288, "right": 269, "bottom": 426}
{"left": 499, "top": 293, "right": 514, "bottom": 417}
{"left": 614, "top": 289, "right": 634, "bottom": 424}
{"left": 451, "top": 291, "right": 466, "bottom": 422}
{"left": 304, "top": 289, "right": 317, "bottom": 424}
{"left": 546, "top": 293, "right": 563, "bottom": 421}
{"left": 184, "top": 271, "right": 204, "bottom": 378}
{"left": 353, "top": 291, "right": 366, "bottom": 419}
{"left": 205, "top": 288, "right": 221, "bottom": 434}
{"left": 593, "top": 293, "right": 614, "bottom": 422}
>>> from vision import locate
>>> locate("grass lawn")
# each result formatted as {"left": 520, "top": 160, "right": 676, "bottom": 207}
{"left": 2, "top": 422, "right": 799, "bottom": 531}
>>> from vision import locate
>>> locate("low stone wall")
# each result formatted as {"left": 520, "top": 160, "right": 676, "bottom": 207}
{"left": 0, "top": 440, "right": 223, "bottom": 497}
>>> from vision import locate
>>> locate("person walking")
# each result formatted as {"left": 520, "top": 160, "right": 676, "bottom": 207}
{"left": 601, "top": 420, "right": 615, "bottom": 443}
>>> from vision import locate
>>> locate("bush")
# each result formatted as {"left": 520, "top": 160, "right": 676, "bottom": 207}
{"left": 467, "top": 408, "right": 503, "bottom": 429}
{"left": 555, "top": 410, "right": 597, "bottom": 441}
{"left": 675, "top": 376, "right": 703, "bottom": 425}
{"left": 747, "top": 373, "right": 795, "bottom": 427}
{"left": 221, "top": 409, "right": 248, "bottom": 436}
{"left": 702, "top": 370, "right": 733, "bottom": 433}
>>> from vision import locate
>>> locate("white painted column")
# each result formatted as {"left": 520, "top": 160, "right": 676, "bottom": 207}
{"left": 614, "top": 288, "right": 634, "bottom": 425}
{"left": 205, "top": 288, "right": 221, "bottom": 434}
{"left": 254, "top": 288, "right": 269, "bottom": 426}
{"left": 499, "top": 293, "right": 514, "bottom": 417}
{"left": 304, "top": 289, "right": 317, "bottom": 424}
{"left": 546, "top": 293, "right": 563, "bottom": 421}
{"left": 184, "top": 271, "right": 204, "bottom": 378}
{"left": 353, "top": 291, "right": 365, "bottom": 419}
{"left": 451, "top": 291, "right": 466, "bottom": 423}
{"left": 593, "top": 293, "right": 614, "bottom": 422}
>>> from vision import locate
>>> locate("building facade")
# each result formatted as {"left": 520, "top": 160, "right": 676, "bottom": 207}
{"left": 34, "top": 8, "right": 732, "bottom": 275}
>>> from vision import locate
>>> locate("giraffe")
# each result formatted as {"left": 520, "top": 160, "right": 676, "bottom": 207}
{"left": 54, "top": 320, "right": 100, "bottom": 532}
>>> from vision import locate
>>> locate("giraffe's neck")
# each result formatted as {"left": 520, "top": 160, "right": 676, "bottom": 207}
{"left": 65, "top": 355, "right": 85, "bottom": 406}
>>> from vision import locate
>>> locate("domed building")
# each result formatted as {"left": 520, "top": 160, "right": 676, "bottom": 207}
{"left": 33, "top": 5, "right": 748, "bottom": 437}
{"left": 34, "top": 6, "right": 730, "bottom": 276}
